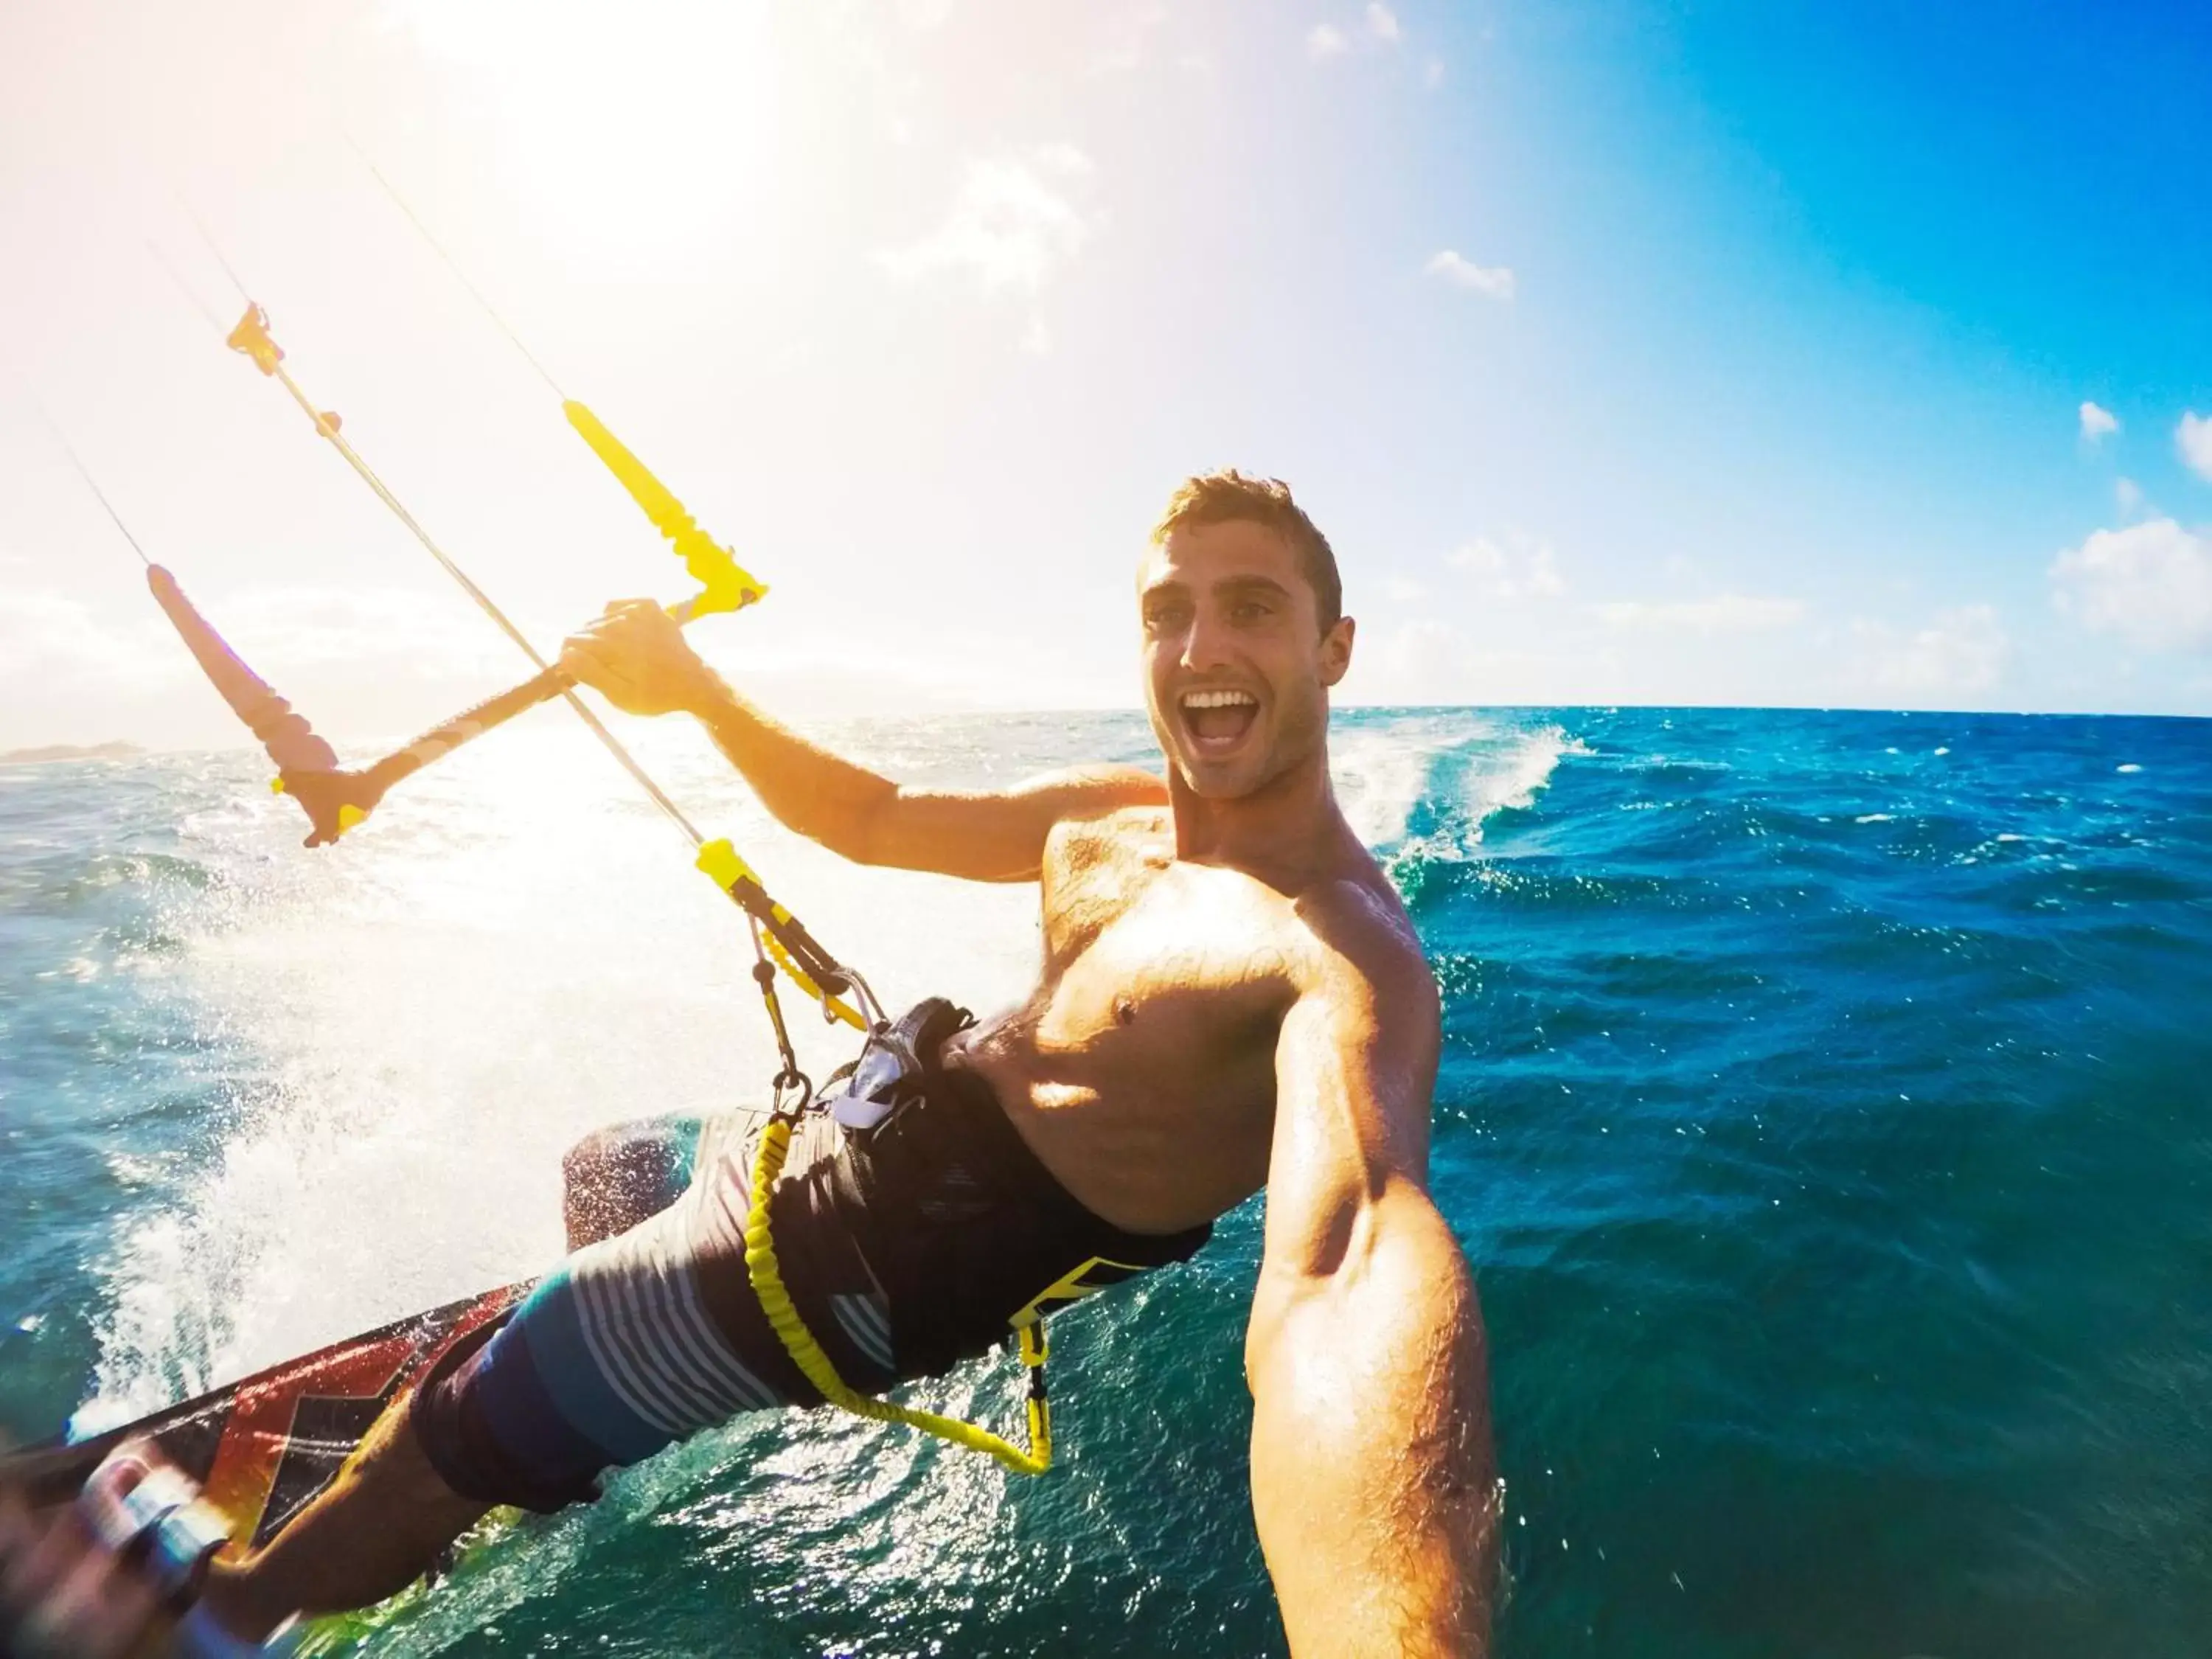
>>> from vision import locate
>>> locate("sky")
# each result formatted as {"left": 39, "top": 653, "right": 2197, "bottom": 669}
{"left": 1, "top": 0, "right": 2208, "bottom": 750}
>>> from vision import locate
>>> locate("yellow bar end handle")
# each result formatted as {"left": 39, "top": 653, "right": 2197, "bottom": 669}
{"left": 695, "top": 836, "right": 754, "bottom": 893}
{"left": 563, "top": 402, "right": 768, "bottom": 619}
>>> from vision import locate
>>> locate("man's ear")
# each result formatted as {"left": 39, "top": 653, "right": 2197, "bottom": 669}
{"left": 1318, "top": 616, "right": 1355, "bottom": 689}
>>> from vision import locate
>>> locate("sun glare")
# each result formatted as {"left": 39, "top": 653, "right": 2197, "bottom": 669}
{"left": 381, "top": 0, "right": 783, "bottom": 271}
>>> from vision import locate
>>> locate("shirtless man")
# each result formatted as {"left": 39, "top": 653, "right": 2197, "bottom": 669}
{"left": 154, "top": 471, "right": 1497, "bottom": 1655}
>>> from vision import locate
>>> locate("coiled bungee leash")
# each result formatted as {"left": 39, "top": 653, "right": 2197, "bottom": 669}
{"left": 737, "top": 965, "right": 1054, "bottom": 1476}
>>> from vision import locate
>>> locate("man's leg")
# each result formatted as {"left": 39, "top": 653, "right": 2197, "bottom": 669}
{"left": 198, "top": 1397, "right": 486, "bottom": 1643}
{"left": 195, "top": 1116, "right": 716, "bottom": 1642}
{"left": 198, "top": 1107, "right": 859, "bottom": 1643}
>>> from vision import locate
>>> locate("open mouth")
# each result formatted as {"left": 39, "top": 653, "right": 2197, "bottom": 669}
{"left": 1178, "top": 687, "right": 1260, "bottom": 754}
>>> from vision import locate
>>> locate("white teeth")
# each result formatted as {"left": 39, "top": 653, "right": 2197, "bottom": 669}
{"left": 1180, "top": 689, "right": 1258, "bottom": 709}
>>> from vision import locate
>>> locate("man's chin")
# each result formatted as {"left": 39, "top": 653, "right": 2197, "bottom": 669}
{"left": 1172, "top": 749, "right": 1267, "bottom": 800}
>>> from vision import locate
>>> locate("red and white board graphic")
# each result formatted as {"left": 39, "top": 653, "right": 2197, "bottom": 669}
{"left": 2, "top": 1282, "right": 527, "bottom": 1555}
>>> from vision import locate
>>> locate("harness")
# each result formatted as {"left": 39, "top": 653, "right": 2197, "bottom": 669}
{"left": 742, "top": 998, "right": 1054, "bottom": 1476}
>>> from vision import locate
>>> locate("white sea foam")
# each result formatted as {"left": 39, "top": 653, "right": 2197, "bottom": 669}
{"left": 1466, "top": 725, "right": 1590, "bottom": 831}
{"left": 1331, "top": 716, "right": 1489, "bottom": 848}
{"left": 1402, "top": 723, "right": 1590, "bottom": 867}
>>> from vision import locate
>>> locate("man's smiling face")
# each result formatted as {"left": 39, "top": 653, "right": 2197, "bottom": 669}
{"left": 1139, "top": 518, "right": 1354, "bottom": 800}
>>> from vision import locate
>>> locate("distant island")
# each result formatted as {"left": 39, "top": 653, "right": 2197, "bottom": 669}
{"left": 0, "top": 742, "right": 145, "bottom": 765}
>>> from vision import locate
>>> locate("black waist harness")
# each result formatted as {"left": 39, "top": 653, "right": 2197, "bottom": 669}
{"left": 766, "top": 1000, "right": 1213, "bottom": 1384}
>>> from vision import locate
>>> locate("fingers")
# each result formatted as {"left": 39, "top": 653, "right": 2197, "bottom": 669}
{"left": 557, "top": 637, "right": 644, "bottom": 706}
{"left": 24, "top": 1537, "right": 166, "bottom": 1659}
{"left": 78, "top": 1445, "right": 153, "bottom": 1546}
{"left": 0, "top": 1491, "right": 91, "bottom": 1630}
{"left": 0, "top": 1442, "right": 215, "bottom": 1659}
{"left": 557, "top": 598, "right": 703, "bottom": 719}
{"left": 562, "top": 601, "right": 664, "bottom": 670}
{"left": 0, "top": 1481, "right": 40, "bottom": 1623}
{"left": 584, "top": 597, "right": 665, "bottom": 633}
{"left": 563, "top": 599, "right": 656, "bottom": 648}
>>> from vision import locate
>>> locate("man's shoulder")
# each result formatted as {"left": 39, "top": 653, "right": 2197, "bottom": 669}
{"left": 1289, "top": 863, "right": 1433, "bottom": 1007}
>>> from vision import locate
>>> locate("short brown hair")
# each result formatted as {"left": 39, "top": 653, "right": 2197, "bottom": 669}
{"left": 1152, "top": 470, "right": 1343, "bottom": 630}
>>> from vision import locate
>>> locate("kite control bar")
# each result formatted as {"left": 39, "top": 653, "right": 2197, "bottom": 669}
{"left": 220, "top": 304, "right": 771, "bottom": 844}
{"left": 281, "top": 582, "right": 731, "bottom": 846}
{"left": 147, "top": 554, "right": 726, "bottom": 848}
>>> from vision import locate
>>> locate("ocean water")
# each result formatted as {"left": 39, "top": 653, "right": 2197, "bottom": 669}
{"left": 3, "top": 706, "right": 2209, "bottom": 1658}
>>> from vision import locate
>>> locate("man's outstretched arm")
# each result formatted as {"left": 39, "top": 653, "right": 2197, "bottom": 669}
{"left": 1248, "top": 894, "right": 1497, "bottom": 1656}
{"left": 560, "top": 601, "right": 1163, "bottom": 880}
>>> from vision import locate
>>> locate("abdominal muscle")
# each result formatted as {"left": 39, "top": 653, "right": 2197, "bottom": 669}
{"left": 938, "top": 917, "right": 1293, "bottom": 1236}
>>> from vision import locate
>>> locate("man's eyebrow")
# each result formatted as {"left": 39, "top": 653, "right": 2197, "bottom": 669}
{"left": 1214, "top": 574, "right": 1293, "bottom": 598}
{"left": 1139, "top": 573, "right": 1293, "bottom": 602}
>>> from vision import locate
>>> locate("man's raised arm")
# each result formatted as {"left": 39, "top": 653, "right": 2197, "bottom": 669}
{"left": 560, "top": 601, "right": 1164, "bottom": 881}
{"left": 1248, "top": 891, "right": 1497, "bottom": 1657}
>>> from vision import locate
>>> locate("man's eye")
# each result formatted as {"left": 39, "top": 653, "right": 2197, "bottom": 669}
{"left": 1231, "top": 602, "right": 1270, "bottom": 623}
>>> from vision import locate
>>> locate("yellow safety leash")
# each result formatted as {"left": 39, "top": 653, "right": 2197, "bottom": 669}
{"left": 745, "top": 1110, "right": 1052, "bottom": 1476}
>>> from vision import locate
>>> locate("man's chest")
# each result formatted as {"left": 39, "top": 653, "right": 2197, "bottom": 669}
{"left": 1035, "top": 818, "right": 1297, "bottom": 1046}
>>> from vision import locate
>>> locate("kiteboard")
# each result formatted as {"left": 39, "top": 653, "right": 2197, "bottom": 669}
{"left": 0, "top": 1282, "right": 526, "bottom": 1550}
{"left": 0, "top": 1110, "right": 788, "bottom": 1646}
{"left": 0, "top": 1110, "right": 753, "bottom": 1538}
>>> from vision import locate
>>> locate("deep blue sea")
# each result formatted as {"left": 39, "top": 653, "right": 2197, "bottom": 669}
{"left": 3, "top": 706, "right": 2209, "bottom": 1658}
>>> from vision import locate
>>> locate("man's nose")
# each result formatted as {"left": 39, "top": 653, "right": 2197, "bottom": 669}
{"left": 1180, "top": 607, "right": 1236, "bottom": 673}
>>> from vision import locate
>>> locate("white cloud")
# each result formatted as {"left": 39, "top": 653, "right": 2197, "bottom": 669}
{"left": 1380, "top": 618, "right": 1455, "bottom": 683}
{"left": 1422, "top": 55, "right": 1446, "bottom": 88}
{"left": 2178, "top": 411, "right": 2212, "bottom": 483}
{"left": 211, "top": 586, "right": 525, "bottom": 678}
{"left": 1446, "top": 535, "right": 1565, "bottom": 600}
{"left": 2115, "top": 477, "right": 2144, "bottom": 517}
{"left": 1424, "top": 249, "right": 1515, "bottom": 300}
{"left": 877, "top": 147, "right": 1099, "bottom": 295}
{"left": 1852, "top": 605, "right": 2009, "bottom": 695}
{"left": 725, "top": 624, "right": 1133, "bottom": 716}
{"left": 1383, "top": 574, "right": 1427, "bottom": 604}
{"left": 1093, "top": 1, "right": 1169, "bottom": 73}
{"left": 0, "top": 582, "right": 525, "bottom": 751}
{"left": 2051, "top": 518, "right": 2212, "bottom": 653}
{"left": 1306, "top": 24, "right": 1349, "bottom": 60}
{"left": 0, "top": 591, "right": 174, "bottom": 688}
{"left": 1305, "top": 10, "right": 1408, "bottom": 69}
{"left": 1349, "top": 619, "right": 1596, "bottom": 707}
{"left": 2079, "top": 400, "right": 2118, "bottom": 441}
{"left": 1598, "top": 594, "right": 1804, "bottom": 634}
